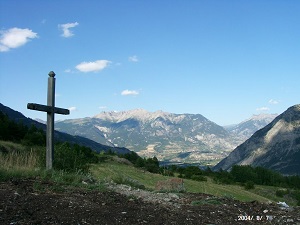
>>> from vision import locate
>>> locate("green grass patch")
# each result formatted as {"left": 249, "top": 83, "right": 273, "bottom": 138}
{"left": 248, "top": 185, "right": 298, "bottom": 206}
{"left": 0, "top": 167, "right": 40, "bottom": 181}
{"left": 90, "top": 162, "right": 273, "bottom": 203}
{"left": 182, "top": 177, "right": 270, "bottom": 202}
{"left": 90, "top": 161, "right": 164, "bottom": 190}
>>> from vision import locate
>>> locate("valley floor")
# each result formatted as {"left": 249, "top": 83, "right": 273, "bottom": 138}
{"left": 1, "top": 178, "right": 299, "bottom": 225}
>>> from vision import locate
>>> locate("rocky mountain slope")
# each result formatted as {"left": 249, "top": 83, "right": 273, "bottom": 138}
{"left": 0, "top": 103, "right": 131, "bottom": 154}
{"left": 56, "top": 109, "right": 234, "bottom": 164}
{"left": 214, "top": 104, "right": 300, "bottom": 175}
{"left": 55, "top": 109, "right": 274, "bottom": 165}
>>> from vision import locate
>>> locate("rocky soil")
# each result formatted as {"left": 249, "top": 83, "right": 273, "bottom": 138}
{"left": 1, "top": 178, "right": 299, "bottom": 225}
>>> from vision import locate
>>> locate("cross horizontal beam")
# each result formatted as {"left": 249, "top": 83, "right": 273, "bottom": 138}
{"left": 27, "top": 103, "right": 70, "bottom": 115}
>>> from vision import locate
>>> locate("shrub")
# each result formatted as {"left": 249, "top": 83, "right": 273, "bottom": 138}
{"left": 244, "top": 181, "right": 255, "bottom": 190}
{"left": 53, "top": 142, "right": 98, "bottom": 172}
{"left": 276, "top": 189, "right": 289, "bottom": 197}
{"left": 291, "top": 190, "right": 300, "bottom": 206}
{"left": 113, "top": 175, "right": 145, "bottom": 189}
{"left": 182, "top": 166, "right": 203, "bottom": 179}
{"left": 191, "top": 175, "right": 207, "bottom": 182}
{"left": 159, "top": 168, "right": 174, "bottom": 177}
{"left": 212, "top": 169, "right": 234, "bottom": 184}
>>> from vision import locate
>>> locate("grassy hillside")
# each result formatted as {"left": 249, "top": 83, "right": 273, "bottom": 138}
{"left": 1, "top": 140, "right": 298, "bottom": 206}
{"left": 90, "top": 160, "right": 273, "bottom": 203}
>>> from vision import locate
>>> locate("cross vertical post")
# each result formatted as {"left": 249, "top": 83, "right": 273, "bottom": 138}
{"left": 27, "top": 71, "right": 70, "bottom": 170}
{"left": 47, "top": 71, "right": 55, "bottom": 170}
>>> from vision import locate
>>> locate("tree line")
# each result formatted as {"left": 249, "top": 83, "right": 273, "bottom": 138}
{"left": 161, "top": 164, "right": 300, "bottom": 190}
{"left": 0, "top": 111, "right": 46, "bottom": 146}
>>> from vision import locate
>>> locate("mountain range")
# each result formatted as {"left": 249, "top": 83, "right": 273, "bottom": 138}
{"left": 214, "top": 104, "right": 300, "bottom": 175}
{"left": 2, "top": 102, "right": 299, "bottom": 175}
{"left": 55, "top": 109, "right": 277, "bottom": 165}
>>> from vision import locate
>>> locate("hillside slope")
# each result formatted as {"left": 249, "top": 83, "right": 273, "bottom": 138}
{"left": 0, "top": 103, "right": 131, "bottom": 154}
{"left": 214, "top": 104, "right": 300, "bottom": 175}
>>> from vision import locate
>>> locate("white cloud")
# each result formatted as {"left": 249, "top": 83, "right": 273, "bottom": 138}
{"left": 64, "top": 69, "right": 72, "bottom": 73}
{"left": 64, "top": 69, "right": 77, "bottom": 74}
{"left": 59, "top": 22, "right": 79, "bottom": 38}
{"left": 128, "top": 55, "right": 139, "bottom": 62}
{"left": 0, "top": 27, "right": 38, "bottom": 52}
{"left": 121, "top": 89, "right": 139, "bottom": 96}
{"left": 75, "top": 60, "right": 111, "bottom": 73}
{"left": 99, "top": 106, "right": 107, "bottom": 110}
{"left": 256, "top": 107, "right": 270, "bottom": 112}
{"left": 68, "top": 106, "right": 77, "bottom": 112}
{"left": 269, "top": 99, "right": 279, "bottom": 104}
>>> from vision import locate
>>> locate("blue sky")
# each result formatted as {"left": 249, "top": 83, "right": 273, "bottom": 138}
{"left": 0, "top": 0, "right": 299, "bottom": 125}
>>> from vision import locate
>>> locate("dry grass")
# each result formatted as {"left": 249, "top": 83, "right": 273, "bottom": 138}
{"left": 0, "top": 150, "right": 38, "bottom": 171}
{"left": 0, "top": 140, "right": 42, "bottom": 172}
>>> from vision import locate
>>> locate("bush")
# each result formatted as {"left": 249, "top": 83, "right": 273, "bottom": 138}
{"left": 291, "top": 190, "right": 300, "bottom": 206}
{"left": 159, "top": 167, "right": 174, "bottom": 177}
{"left": 135, "top": 156, "right": 160, "bottom": 173}
{"left": 191, "top": 175, "right": 207, "bottom": 182}
{"left": 53, "top": 142, "right": 98, "bottom": 172}
{"left": 182, "top": 166, "right": 203, "bottom": 179}
{"left": 212, "top": 169, "right": 234, "bottom": 184}
{"left": 276, "top": 189, "right": 289, "bottom": 197}
{"left": 244, "top": 181, "right": 255, "bottom": 190}
{"left": 21, "top": 126, "right": 46, "bottom": 146}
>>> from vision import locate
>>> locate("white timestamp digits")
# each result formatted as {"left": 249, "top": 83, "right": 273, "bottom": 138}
{"left": 238, "top": 215, "right": 254, "bottom": 221}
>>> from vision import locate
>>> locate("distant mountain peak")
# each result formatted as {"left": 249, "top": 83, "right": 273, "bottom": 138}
{"left": 94, "top": 108, "right": 173, "bottom": 123}
{"left": 225, "top": 113, "right": 278, "bottom": 141}
{"left": 246, "top": 113, "right": 278, "bottom": 122}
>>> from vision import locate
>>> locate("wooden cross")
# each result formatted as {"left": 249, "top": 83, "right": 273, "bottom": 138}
{"left": 27, "top": 71, "right": 70, "bottom": 170}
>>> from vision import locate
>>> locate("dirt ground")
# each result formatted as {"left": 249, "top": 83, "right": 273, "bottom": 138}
{"left": 0, "top": 178, "right": 299, "bottom": 225}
